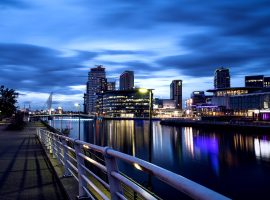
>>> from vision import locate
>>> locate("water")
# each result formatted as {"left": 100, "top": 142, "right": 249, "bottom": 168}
{"left": 49, "top": 117, "right": 270, "bottom": 200}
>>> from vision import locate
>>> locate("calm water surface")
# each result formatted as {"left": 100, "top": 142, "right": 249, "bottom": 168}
{"left": 49, "top": 117, "right": 270, "bottom": 200}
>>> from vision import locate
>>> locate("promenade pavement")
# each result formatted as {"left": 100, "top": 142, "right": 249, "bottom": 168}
{"left": 0, "top": 122, "right": 67, "bottom": 200}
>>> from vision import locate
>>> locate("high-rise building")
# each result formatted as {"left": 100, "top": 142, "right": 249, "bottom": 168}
{"left": 99, "top": 77, "right": 107, "bottom": 92}
{"left": 170, "top": 80, "right": 182, "bottom": 109}
{"left": 120, "top": 71, "right": 134, "bottom": 90}
{"left": 214, "top": 68, "right": 230, "bottom": 89}
{"left": 245, "top": 75, "right": 264, "bottom": 88}
{"left": 107, "top": 82, "right": 116, "bottom": 91}
{"left": 264, "top": 77, "right": 270, "bottom": 88}
{"left": 86, "top": 65, "right": 106, "bottom": 114}
{"left": 83, "top": 93, "right": 87, "bottom": 113}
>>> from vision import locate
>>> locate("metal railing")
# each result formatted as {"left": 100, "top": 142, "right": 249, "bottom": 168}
{"left": 37, "top": 128, "right": 231, "bottom": 200}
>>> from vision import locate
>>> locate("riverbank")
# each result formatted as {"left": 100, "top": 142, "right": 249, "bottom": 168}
{"left": 160, "top": 118, "right": 270, "bottom": 130}
{"left": 102, "top": 116, "right": 161, "bottom": 120}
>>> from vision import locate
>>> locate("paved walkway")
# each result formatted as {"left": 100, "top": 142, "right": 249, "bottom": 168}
{"left": 0, "top": 122, "right": 67, "bottom": 200}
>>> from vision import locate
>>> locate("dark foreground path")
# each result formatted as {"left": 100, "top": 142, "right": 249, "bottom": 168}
{"left": 0, "top": 122, "right": 67, "bottom": 200}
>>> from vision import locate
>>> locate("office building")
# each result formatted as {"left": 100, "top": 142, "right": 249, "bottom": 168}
{"left": 245, "top": 75, "right": 264, "bottom": 88}
{"left": 83, "top": 93, "right": 87, "bottom": 113}
{"left": 230, "top": 92, "right": 270, "bottom": 111}
{"left": 107, "top": 82, "right": 116, "bottom": 91}
{"left": 264, "top": 77, "right": 270, "bottom": 88}
{"left": 120, "top": 71, "right": 134, "bottom": 90}
{"left": 153, "top": 98, "right": 183, "bottom": 118}
{"left": 96, "top": 89, "right": 150, "bottom": 117}
{"left": 185, "top": 91, "right": 216, "bottom": 116}
{"left": 170, "top": 80, "right": 182, "bottom": 109}
{"left": 214, "top": 68, "right": 230, "bottom": 89}
{"left": 86, "top": 65, "right": 106, "bottom": 114}
{"left": 191, "top": 91, "right": 206, "bottom": 105}
{"left": 207, "top": 87, "right": 261, "bottom": 109}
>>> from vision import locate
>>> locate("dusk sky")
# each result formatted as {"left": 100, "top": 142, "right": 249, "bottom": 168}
{"left": 0, "top": 0, "right": 270, "bottom": 110}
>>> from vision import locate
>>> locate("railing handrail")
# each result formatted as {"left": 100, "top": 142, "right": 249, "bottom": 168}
{"left": 37, "top": 128, "right": 231, "bottom": 200}
{"left": 105, "top": 148, "right": 228, "bottom": 200}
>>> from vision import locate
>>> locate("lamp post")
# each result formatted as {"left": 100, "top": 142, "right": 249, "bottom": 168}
{"left": 138, "top": 88, "right": 154, "bottom": 190}
{"left": 74, "top": 103, "right": 81, "bottom": 140}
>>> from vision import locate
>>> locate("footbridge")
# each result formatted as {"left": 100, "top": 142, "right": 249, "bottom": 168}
{"left": 32, "top": 113, "right": 94, "bottom": 119}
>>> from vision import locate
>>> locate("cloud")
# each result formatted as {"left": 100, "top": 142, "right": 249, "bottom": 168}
{"left": 101, "top": 49, "right": 154, "bottom": 56}
{"left": 0, "top": 43, "right": 158, "bottom": 96}
{"left": 0, "top": 0, "right": 28, "bottom": 9}
{"left": 158, "top": 26, "right": 270, "bottom": 77}
{"left": 0, "top": 43, "right": 96, "bottom": 94}
{"left": 1, "top": 0, "right": 270, "bottom": 109}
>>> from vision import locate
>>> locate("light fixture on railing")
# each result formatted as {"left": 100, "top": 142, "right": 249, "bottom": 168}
{"left": 83, "top": 144, "right": 90, "bottom": 149}
{"left": 133, "top": 163, "right": 143, "bottom": 171}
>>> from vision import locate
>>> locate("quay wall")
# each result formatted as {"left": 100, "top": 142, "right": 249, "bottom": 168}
{"left": 160, "top": 119, "right": 270, "bottom": 131}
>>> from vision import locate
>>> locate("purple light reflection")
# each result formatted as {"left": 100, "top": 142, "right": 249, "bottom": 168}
{"left": 262, "top": 113, "right": 270, "bottom": 121}
{"left": 194, "top": 136, "right": 219, "bottom": 154}
{"left": 194, "top": 135, "right": 220, "bottom": 175}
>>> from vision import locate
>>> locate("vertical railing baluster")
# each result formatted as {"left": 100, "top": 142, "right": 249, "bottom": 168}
{"left": 104, "top": 146, "right": 123, "bottom": 200}
{"left": 49, "top": 132, "right": 53, "bottom": 154}
{"left": 44, "top": 131, "right": 47, "bottom": 148}
{"left": 39, "top": 129, "right": 43, "bottom": 144}
{"left": 52, "top": 133, "right": 56, "bottom": 158}
{"left": 46, "top": 131, "right": 50, "bottom": 151}
{"left": 74, "top": 142, "right": 89, "bottom": 199}
{"left": 43, "top": 130, "right": 47, "bottom": 145}
{"left": 62, "top": 138, "right": 72, "bottom": 177}
{"left": 55, "top": 135, "right": 61, "bottom": 164}
{"left": 36, "top": 128, "right": 40, "bottom": 139}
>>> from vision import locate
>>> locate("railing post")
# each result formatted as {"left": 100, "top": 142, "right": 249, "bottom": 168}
{"left": 40, "top": 129, "right": 43, "bottom": 140}
{"left": 43, "top": 130, "right": 48, "bottom": 146}
{"left": 51, "top": 133, "right": 56, "bottom": 158}
{"left": 104, "top": 147, "right": 123, "bottom": 200}
{"left": 74, "top": 142, "right": 89, "bottom": 199}
{"left": 36, "top": 128, "right": 40, "bottom": 139}
{"left": 55, "top": 135, "right": 61, "bottom": 164}
{"left": 46, "top": 131, "right": 50, "bottom": 151}
{"left": 49, "top": 132, "right": 53, "bottom": 154}
{"left": 62, "top": 139, "right": 72, "bottom": 177}
{"left": 44, "top": 131, "right": 48, "bottom": 148}
{"left": 38, "top": 129, "right": 43, "bottom": 143}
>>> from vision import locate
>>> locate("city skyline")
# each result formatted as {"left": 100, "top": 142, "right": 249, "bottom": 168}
{"left": 0, "top": 0, "right": 269, "bottom": 110}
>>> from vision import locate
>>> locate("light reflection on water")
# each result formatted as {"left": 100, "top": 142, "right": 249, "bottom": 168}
{"left": 254, "top": 138, "right": 270, "bottom": 160}
{"left": 50, "top": 117, "right": 270, "bottom": 200}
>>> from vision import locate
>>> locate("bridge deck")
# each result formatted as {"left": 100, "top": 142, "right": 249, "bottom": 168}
{"left": 0, "top": 122, "right": 67, "bottom": 200}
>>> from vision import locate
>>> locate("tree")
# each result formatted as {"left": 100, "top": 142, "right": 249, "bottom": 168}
{"left": 0, "top": 85, "right": 18, "bottom": 117}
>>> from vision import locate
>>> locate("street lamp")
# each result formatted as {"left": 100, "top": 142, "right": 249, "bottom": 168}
{"left": 138, "top": 88, "right": 154, "bottom": 190}
{"left": 74, "top": 103, "right": 81, "bottom": 140}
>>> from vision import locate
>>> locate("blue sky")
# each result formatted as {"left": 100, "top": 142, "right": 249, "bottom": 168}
{"left": 0, "top": 0, "right": 270, "bottom": 110}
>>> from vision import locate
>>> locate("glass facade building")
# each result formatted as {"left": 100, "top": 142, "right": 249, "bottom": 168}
{"left": 86, "top": 66, "right": 106, "bottom": 114}
{"left": 245, "top": 75, "right": 264, "bottom": 88}
{"left": 170, "top": 80, "right": 182, "bottom": 109}
{"left": 230, "top": 92, "right": 270, "bottom": 110}
{"left": 264, "top": 77, "right": 270, "bottom": 88}
{"left": 214, "top": 68, "right": 230, "bottom": 89}
{"left": 245, "top": 75, "right": 270, "bottom": 88}
{"left": 96, "top": 89, "right": 150, "bottom": 117}
{"left": 119, "top": 71, "right": 134, "bottom": 90}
